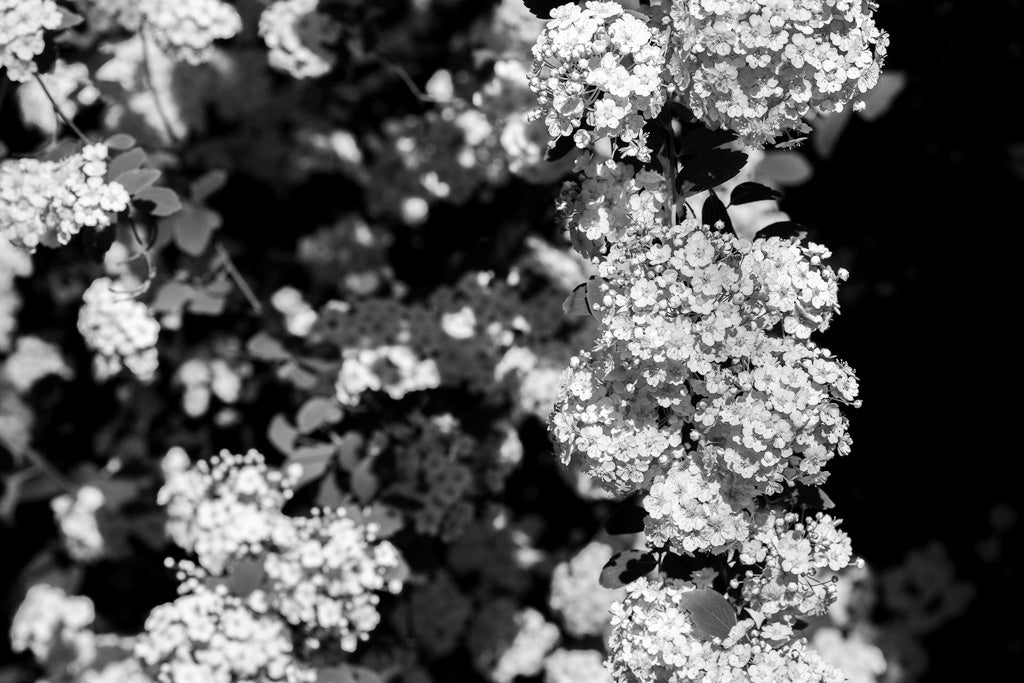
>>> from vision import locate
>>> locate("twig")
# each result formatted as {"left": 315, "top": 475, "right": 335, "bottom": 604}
{"left": 0, "top": 432, "right": 76, "bottom": 493}
{"left": 32, "top": 73, "right": 90, "bottom": 143}
{"left": 215, "top": 242, "right": 263, "bottom": 315}
{"left": 139, "top": 23, "right": 182, "bottom": 147}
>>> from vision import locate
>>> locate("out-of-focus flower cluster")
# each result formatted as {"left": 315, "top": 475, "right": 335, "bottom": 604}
{"left": 91, "top": 0, "right": 242, "bottom": 65}
{"left": 78, "top": 277, "right": 160, "bottom": 382}
{"left": 259, "top": 0, "right": 342, "bottom": 79}
{"left": 0, "top": 144, "right": 130, "bottom": 252}
{"left": 0, "top": 0, "right": 62, "bottom": 82}
{"left": 668, "top": 0, "right": 889, "bottom": 147}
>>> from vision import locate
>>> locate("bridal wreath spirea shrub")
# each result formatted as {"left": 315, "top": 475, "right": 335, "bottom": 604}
{"left": 0, "top": 1, "right": 918, "bottom": 682}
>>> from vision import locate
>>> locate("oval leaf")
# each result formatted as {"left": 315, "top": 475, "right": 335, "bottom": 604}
{"left": 104, "top": 133, "right": 136, "bottom": 151}
{"left": 190, "top": 169, "right": 229, "bottom": 202}
{"left": 729, "top": 182, "right": 782, "bottom": 206}
{"left": 106, "top": 148, "right": 147, "bottom": 181}
{"left": 677, "top": 149, "right": 748, "bottom": 197}
{"left": 247, "top": 332, "right": 291, "bottom": 362}
{"left": 114, "top": 168, "right": 162, "bottom": 195}
{"left": 702, "top": 191, "right": 731, "bottom": 232}
{"left": 134, "top": 186, "right": 182, "bottom": 217}
{"left": 296, "top": 397, "right": 343, "bottom": 434}
{"left": 678, "top": 589, "right": 737, "bottom": 641}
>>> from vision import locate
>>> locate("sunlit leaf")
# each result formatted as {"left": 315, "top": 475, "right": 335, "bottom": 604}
{"left": 678, "top": 589, "right": 737, "bottom": 641}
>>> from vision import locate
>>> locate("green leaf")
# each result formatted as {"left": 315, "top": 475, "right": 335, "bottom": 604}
{"left": 163, "top": 205, "right": 221, "bottom": 256}
{"left": 104, "top": 133, "right": 136, "bottom": 151}
{"left": 562, "top": 277, "right": 603, "bottom": 318}
{"left": 150, "top": 281, "right": 197, "bottom": 315}
{"left": 362, "top": 503, "right": 403, "bottom": 539}
{"left": 676, "top": 126, "right": 737, "bottom": 157}
{"left": 316, "top": 664, "right": 384, "bottom": 683}
{"left": 106, "top": 148, "right": 147, "bottom": 181}
{"left": 134, "top": 186, "right": 183, "bottom": 217}
{"left": 757, "top": 151, "right": 813, "bottom": 186}
{"left": 288, "top": 444, "right": 337, "bottom": 488}
{"left": 267, "top": 414, "right": 298, "bottom": 456}
{"left": 186, "top": 279, "right": 229, "bottom": 316}
{"left": 190, "top": 170, "right": 228, "bottom": 203}
{"left": 521, "top": 0, "right": 565, "bottom": 19}
{"left": 226, "top": 558, "right": 265, "bottom": 597}
{"left": 317, "top": 474, "right": 345, "bottom": 509}
{"left": 350, "top": 459, "right": 378, "bottom": 504}
{"left": 114, "top": 168, "right": 162, "bottom": 196}
{"left": 678, "top": 589, "right": 737, "bottom": 641}
{"left": 296, "top": 397, "right": 343, "bottom": 434}
{"left": 54, "top": 7, "right": 84, "bottom": 31}
{"left": 246, "top": 332, "right": 291, "bottom": 362}
{"left": 600, "top": 550, "right": 656, "bottom": 589}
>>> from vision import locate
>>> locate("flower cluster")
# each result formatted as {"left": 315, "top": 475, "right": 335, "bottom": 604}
{"left": 157, "top": 449, "right": 405, "bottom": 654}
{"left": 77, "top": 277, "right": 160, "bottom": 382}
{"left": 0, "top": 0, "right": 62, "bottom": 82}
{"left": 51, "top": 485, "right": 108, "bottom": 563}
{"left": 548, "top": 541, "right": 623, "bottom": 637}
{"left": 259, "top": 0, "right": 342, "bottom": 79}
{"left": 609, "top": 575, "right": 845, "bottom": 683}
{"left": 135, "top": 583, "right": 316, "bottom": 683}
{"left": 10, "top": 583, "right": 95, "bottom": 668}
{"left": 668, "top": 0, "right": 889, "bottom": 146}
{"left": 2, "top": 334, "right": 72, "bottom": 392}
{"left": 529, "top": 2, "right": 669, "bottom": 149}
{"left": 96, "top": 0, "right": 242, "bottom": 65}
{"left": 0, "top": 144, "right": 130, "bottom": 252}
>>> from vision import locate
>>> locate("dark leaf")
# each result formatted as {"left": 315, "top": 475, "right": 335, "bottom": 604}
{"left": 106, "top": 148, "right": 147, "bottom": 181}
{"left": 677, "top": 126, "right": 737, "bottom": 157}
{"left": 134, "top": 186, "right": 182, "bottom": 217}
{"left": 546, "top": 134, "right": 577, "bottom": 162}
{"left": 678, "top": 589, "right": 738, "bottom": 641}
{"left": 729, "top": 182, "right": 782, "bottom": 206}
{"left": 104, "top": 134, "right": 136, "bottom": 151}
{"left": 793, "top": 619, "right": 809, "bottom": 631}
{"left": 521, "top": 0, "right": 565, "bottom": 19}
{"left": 114, "top": 168, "right": 162, "bottom": 196}
{"left": 660, "top": 551, "right": 715, "bottom": 581}
{"left": 562, "top": 282, "right": 591, "bottom": 318}
{"left": 186, "top": 280, "right": 229, "bottom": 315}
{"left": 600, "top": 550, "right": 657, "bottom": 589}
{"left": 676, "top": 149, "right": 748, "bottom": 197}
{"left": 756, "top": 221, "right": 804, "bottom": 240}
{"left": 604, "top": 503, "right": 647, "bottom": 535}
{"left": 702, "top": 191, "right": 731, "bottom": 232}
{"left": 794, "top": 483, "right": 835, "bottom": 511}
{"left": 350, "top": 459, "right": 378, "bottom": 504}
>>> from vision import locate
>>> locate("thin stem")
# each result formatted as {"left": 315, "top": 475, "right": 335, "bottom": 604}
{"left": 215, "top": 242, "right": 263, "bottom": 315}
{"left": 139, "top": 24, "right": 182, "bottom": 146}
{"left": 665, "top": 119, "right": 679, "bottom": 226}
{"left": 32, "top": 73, "right": 90, "bottom": 143}
{"left": 0, "top": 432, "right": 76, "bottom": 493}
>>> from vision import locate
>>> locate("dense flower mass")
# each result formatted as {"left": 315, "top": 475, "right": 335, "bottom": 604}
{"left": 0, "top": 144, "right": 130, "bottom": 251}
{"left": 668, "top": 0, "right": 889, "bottom": 146}
{"left": 0, "top": 0, "right": 62, "bottom": 82}
{"left": 529, "top": 1, "right": 669, "bottom": 151}
{"left": 0, "top": 1, "right": 918, "bottom": 682}
{"left": 77, "top": 277, "right": 161, "bottom": 382}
